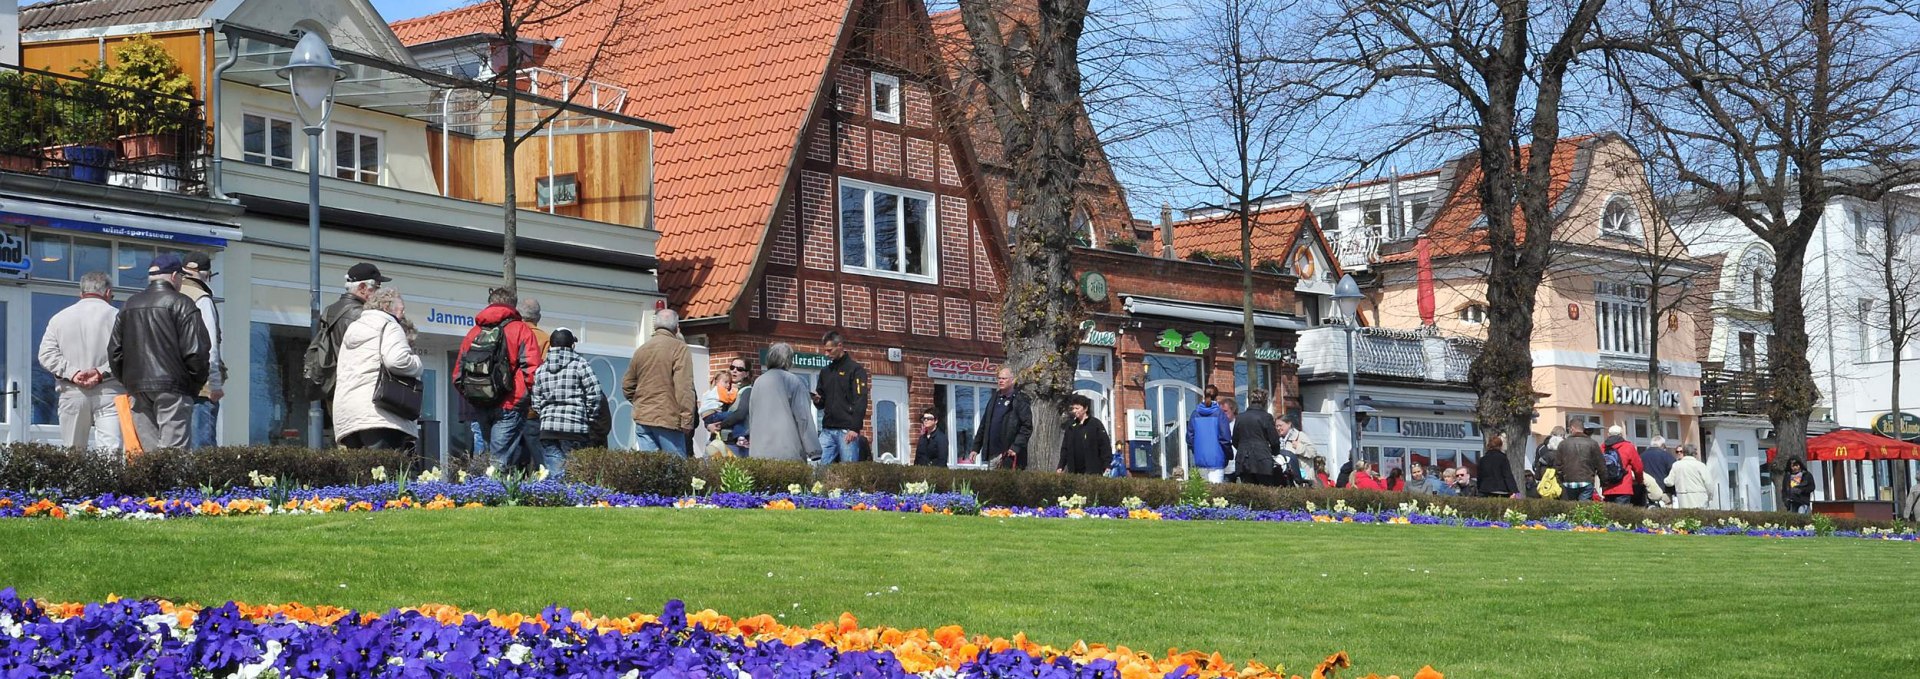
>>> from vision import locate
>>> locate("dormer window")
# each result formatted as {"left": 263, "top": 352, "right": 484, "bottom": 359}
{"left": 870, "top": 72, "right": 901, "bottom": 124}
{"left": 1601, "top": 195, "right": 1642, "bottom": 239}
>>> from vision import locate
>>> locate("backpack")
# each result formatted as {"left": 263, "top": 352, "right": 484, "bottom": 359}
{"left": 302, "top": 310, "right": 346, "bottom": 395}
{"left": 1601, "top": 444, "right": 1628, "bottom": 487}
{"left": 457, "top": 322, "right": 517, "bottom": 408}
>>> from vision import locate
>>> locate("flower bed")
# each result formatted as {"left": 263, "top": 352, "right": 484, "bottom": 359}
{"left": 1, "top": 478, "right": 1913, "bottom": 541}
{"left": 0, "top": 589, "right": 1434, "bottom": 679}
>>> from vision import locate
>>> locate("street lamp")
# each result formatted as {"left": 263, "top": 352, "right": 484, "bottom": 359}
{"left": 278, "top": 30, "right": 345, "bottom": 449}
{"left": 1332, "top": 274, "right": 1364, "bottom": 466}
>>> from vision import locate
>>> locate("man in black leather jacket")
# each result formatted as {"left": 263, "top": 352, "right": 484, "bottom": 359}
{"left": 971, "top": 367, "right": 1033, "bottom": 469}
{"left": 108, "top": 254, "right": 209, "bottom": 450}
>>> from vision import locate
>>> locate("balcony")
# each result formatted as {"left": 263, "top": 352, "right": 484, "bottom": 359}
{"left": 0, "top": 64, "right": 206, "bottom": 196}
{"left": 1331, "top": 227, "right": 1380, "bottom": 271}
{"left": 1295, "top": 325, "right": 1483, "bottom": 383}
{"left": 1701, "top": 367, "right": 1773, "bottom": 415}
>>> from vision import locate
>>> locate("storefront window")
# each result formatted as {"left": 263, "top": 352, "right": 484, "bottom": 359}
{"left": 1146, "top": 355, "right": 1202, "bottom": 475}
{"left": 1232, "top": 362, "right": 1273, "bottom": 410}
{"left": 29, "top": 233, "right": 150, "bottom": 284}
{"left": 935, "top": 382, "right": 995, "bottom": 467}
{"left": 249, "top": 322, "right": 314, "bottom": 445}
{"left": 583, "top": 353, "right": 634, "bottom": 451}
{"left": 116, "top": 244, "right": 156, "bottom": 290}
{"left": 30, "top": 292, "right": 120, "bottom": 425}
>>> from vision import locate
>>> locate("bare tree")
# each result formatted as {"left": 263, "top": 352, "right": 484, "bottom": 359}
{"left": 955, "top": 0, "right": 1095, "bottom": 470}
{"left": 1141, "top": 0, "right": 1322, "bottom": 385}
{"left": 474, "top": 0, "right": 636, "bottom": 291}
{"left": 1604, "top": 0, "right": 1920, "bottom": 477}
{"left": 1842, "top": 194, "right": 1920, "bottom": 440}
{"left": 1294, "top": 0, "right": 1610, "bottom": 486}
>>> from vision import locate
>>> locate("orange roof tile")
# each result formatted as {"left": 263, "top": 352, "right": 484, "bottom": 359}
{"left": 1377, "top": 136, "right": 1593, "bottom": 264}
{"left": 1169, "top": 204, "right": 1317, "bottom": 264}
{"left": 393, "top": 0, "right": 852, "bottom": 320}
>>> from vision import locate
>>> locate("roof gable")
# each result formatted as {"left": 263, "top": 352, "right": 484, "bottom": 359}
{"left": 393, "top": 0, "right": 854, "bottom": 320}
{"left": 1378, "top": 135, "right": 1594, "bottom": 264}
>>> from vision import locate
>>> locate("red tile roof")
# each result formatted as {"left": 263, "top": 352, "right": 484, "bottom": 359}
{"left": 393, "top": 0, "right": 853, "bottom": 320}
{"left": 1378, "top": 136, "right": 1593, "bottom": 264}
{"left": 1169, "top": 204, "right": 1318, "bottom": 265}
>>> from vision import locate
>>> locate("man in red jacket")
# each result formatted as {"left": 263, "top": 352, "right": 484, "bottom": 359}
{"left": 1600, "top": 424, "right": 1644, "bottom": 505}
{"left": 456, "top": 288, "right": 544, "bottom": 472}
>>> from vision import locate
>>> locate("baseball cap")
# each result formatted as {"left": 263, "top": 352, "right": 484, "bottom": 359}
{"left": 147, "top": 253, "right": 184, "bottom": 275}
{"left": 346, "top": 262, "right": 392, "bottom": 283}
{"left": 182, "top": 252, "right": 215, "bottom": 277}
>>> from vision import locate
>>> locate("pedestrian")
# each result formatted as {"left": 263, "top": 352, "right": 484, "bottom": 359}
{"left": 305, "top": 263, "right": 387, "bottom": 413}
{"left": 1231, "top": 389, "right": 1281, "bottom": 486}
{"left": 1784, "top": 458, "right": 1817, "bottom": 513}
{"left": 1186, "top": 386, "right": 1231, "bottom": 482}
{"left": 709, "top": 358, "right": 754, "bottom": 457}
{"left": 1640, "top": 435, "right": 1678, "bottom": 500}
{"left": 456, "top": 287, "right": 544, "bottom": 472}
{"left": 745, "top": 343, "right": 821, "bottom": 462}
{"left": 1350, "top": 459, "right": 1388, "bottom": 490}
{"left": 107, "top": 254, "right": 209, "bottom": 451}
{"left": 699, "top": 367, "right": 737, "bottom": 431}
{"left": 1406, "top": 463, "right": 1444, "bottom": 494}
{"left": 971, "top": 367, "right": 1033, "bottom": 469}
{"left": 531, "top": 328, "right": 600, "bottom": 480}
{"left": 1218, "top": 396, "right": 1238, "bottom": 480}
{"left": 1276, "top": 415, "right": 1316, "bottom": 486}
{"left": 178, "top": 253, "right": 225, "bottom": 448}
{"left": 37, "top": 272, "right": 123, "bottom": 452}
{"left": 517, "top": 297, "right": 550, "bottom": 355}
{"left": 1600, "top": 424, "right": 1645, "bottom": 505}
{"left": 1058, "top": 394, "right": 1112, "bottom": 474}
{"left": 1477, "top": 435, "right": 1520, "bottom": 498}
{"left": 915, "top": 408, "right": 948, "bottom": 467}
{"left": 1664, "top": 444, "right": 1715, "bottom": 509}
{"left": 621, "top": 308, "right": 696, "bottom": 457}
{"left": 332, "top": 287, "right": 422, "bottom": 451}
{"left": 1433, "top": 468, "right": 1461, "bottom": 496}
{"left": 812, "top": 331, "right": 869, "bottom": 464}
{"left": 1385, "top": 468, "right": 1405, "bottom": 492}
{"left": 1534, "top": 426, "right": 1566, "bottom": 472}
{"left": 1553, "top": 419, "right": 1607, "bottom": 501}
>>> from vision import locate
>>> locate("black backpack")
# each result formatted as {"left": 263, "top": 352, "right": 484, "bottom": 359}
{"left": 1600, "top": 444, "right": 1628, "bottom": 487}
{"left": 302, "top": 308, "right": 347, "bottom": 396}
{"left": 457, "top": 322, "right": 516, "bottom": 408}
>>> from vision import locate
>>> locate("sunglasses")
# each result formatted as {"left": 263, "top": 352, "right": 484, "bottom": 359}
{"left": 922, "top": 415, "right": 937, "bottom": 421}
{"left": 729, "top": 366, "right": 748, "bottom": 372}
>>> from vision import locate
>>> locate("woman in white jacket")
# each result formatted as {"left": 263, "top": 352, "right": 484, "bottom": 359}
{"left": 333, "top": 287, "right": 423, "bottom": 450}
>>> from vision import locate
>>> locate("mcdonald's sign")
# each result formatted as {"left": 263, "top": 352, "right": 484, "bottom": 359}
{"left": 1593, "top": 374, "right": 1681, "bottom": 408}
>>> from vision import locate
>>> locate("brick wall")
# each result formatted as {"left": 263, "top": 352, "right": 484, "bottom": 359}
{"left": 939, "top": 196, "right": 971, "bottom": 288}
{"left": 905, "top": 137, "right": 936, "bottom": 183}
{"left": 904, "top": 81, "right": 933, "bottom": 128}
{"left": 770, "top": 205, "right": 799, "bottom": 266}
{"left": 911, "top": 293, "right": 940, "bottom": 336}
{"left": 942, "top": 296, "right": 973, "bottom": 340}
{"left": 764, "top": 275, "right": 799, "bottom": 322}
{"left": 872, "top": 130, "right": 902, "bottom": 176}
{"left": 837, "top": 64, "right": 867, "bottom": 114}
{"left": 805, "top": 279, "right": 838, "bottom": 326}
{"left": 801, "top": 171, "right": 837, "bottom": 271}
{"left": 976, "top": 300, "right": 1002, "bottom": 343}
{"left": 837, "top": 122, "right": 869, "bottom": 170}
{"left": 877, "top": 289, "right": 908, "bottom": 334}
{"left": 842, "top": 283, "right": 873, "bottom": 330}
{"left": 938, "top": 144, "right": 960, "bottom": 186}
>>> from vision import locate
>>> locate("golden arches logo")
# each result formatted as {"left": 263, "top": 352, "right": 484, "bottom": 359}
{"left": 1594, "top": 374, "right": 1616, "bottom": 404}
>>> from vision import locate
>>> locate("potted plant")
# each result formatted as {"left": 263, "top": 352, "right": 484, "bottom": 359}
{"left": 50, "top": 62, "right": 118, "bottom": 183}
{"left": 1256, "top": 259, "right": 1286, "bottom": 275}
{"left": 1107, "top": 235, "right": 1139, "bottom": 253}
{"left": 102, "top": 36, "right": 195, "bottom": 161}
{"left": 0, "top": 70, "right": 62, "bottom": 173}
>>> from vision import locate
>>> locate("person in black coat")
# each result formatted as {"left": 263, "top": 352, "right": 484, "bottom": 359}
{"left": 1476, "top": 434, "right": 1520, "bottom": 498}
{"left": 971, "top": 367, "right": 1033, "bottom": 469}
{"left": 1785, "top": 458, "right": 1817, "bottom": 513}
{"left": 914, "top": 408, "right": 948, "bottom": 466}
{"left": 1231, "top": 389, "right": 1282, "bottom": 486}
{"left": 1057, "top": 394, "right": 1111, "bottom": 474}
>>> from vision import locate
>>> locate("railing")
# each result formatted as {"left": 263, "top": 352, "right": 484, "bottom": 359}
{"left": 1701, "top": 367, "right": 1773, "bottom": 415}
{"left": 1333, "top": 227, "right": 1380, "bottom": 271}
{"left": 0, "top": 63, "right": 207, "bottom": 196}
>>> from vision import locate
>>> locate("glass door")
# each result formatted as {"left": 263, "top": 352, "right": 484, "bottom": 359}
{"left": 871, "top": 376, "right": 909, "bottom": 464}
{"left": 1075, "top": 349, "right": 1113, "bottom": 426}
{"left": 1144, "top": 354, "right": 1203, "bottom": 479}
{"left": 0, "top": 294, "right": 16, "bottom": 442}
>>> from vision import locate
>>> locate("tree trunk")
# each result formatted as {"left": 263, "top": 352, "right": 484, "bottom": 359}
{"left": 1648, "top": 280, "right": 1662, "bottom": 433}
{"left": 501, "top": 37, "right": 521, "bottom": 292}
{"left": 1767, "top": 230, "right": 1820, "bottom": 493}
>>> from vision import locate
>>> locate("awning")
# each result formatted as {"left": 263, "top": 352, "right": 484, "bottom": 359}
{"left": 0, "top": 197, "right": 241, "bottom": 247}
{"left": 1356, "top": 396, "right": 1477, "bottom": 413}
{"left": 1122, "top": 296, "right": 1308, "bottom": 331}
{"left": 1767, "top": 430, "right": 1920, "bottom": 462}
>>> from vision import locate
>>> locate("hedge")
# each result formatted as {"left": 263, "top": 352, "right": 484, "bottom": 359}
{"left": 4, "top": 444, "right": 1901, "bottom": 531}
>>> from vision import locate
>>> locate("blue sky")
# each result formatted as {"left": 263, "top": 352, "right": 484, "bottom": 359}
{"left": 370, "top": 0, "right": 460, "bottom": 21}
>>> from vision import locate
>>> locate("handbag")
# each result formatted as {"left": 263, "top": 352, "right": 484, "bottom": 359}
{"left": 376, "top": 368, "right": 424, "bottom": 421}
{"left": 1537, "top": 467, "right": 1563, "bottom": 499}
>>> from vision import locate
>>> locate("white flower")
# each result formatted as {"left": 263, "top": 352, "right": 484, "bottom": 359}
{"left": 505, "top": 643, "right": 531, "bottom": 665}
{"left": 788, "top": 484, "right": 803, "bottom": 495}
{"left": 536, "top": 466, "right": 551, "bottom": 481}
{"left": 828, "top": 488, "right": 843, "bottom": 499}
{"left": 691, "top": 477, "right": 708, "bottom": 491}
{"left": 418, "top": 467, "right": 441, "bottom": 483}
{"left": 371, "top": 466, "right": 388, "bottom": 482}
{"left": 1209, "top": 497, "right": 1229, "bottom": 508}
{"left": 458, "top": 469, "right": 471, "bottom": 483}
{"left": 810, "top": 481, "right": 826, "bottom": 494}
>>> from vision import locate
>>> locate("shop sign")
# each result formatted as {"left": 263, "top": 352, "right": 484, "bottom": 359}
{"left": 0, "top": 230, "right": 28, "bottom": 279}
{"left": 424, "top": 307, "right": 477, "bottom": 329}
{"left": 1079, "top": 320, "right": 1117, "bottom": 347}
{"left": 1127, "top": 409, "right": 1155, "bottom": 441}
{"left": 1079, "top": 270, "right": 1109, "bottom": 301}
{"left": 754, "top": 347, "right": 832, "bottom": 370}
{"left": 1154, "top": 329, "right": 1210, "bottom": 355}
{"left": 1, "top": 211, "right": 229, "bottom": 247}
{"left": 928, "top": 357, "right": 997, "bottom": 383}
{"left": 1250, "top": 345, "right": 1295, "bottom": 362}
{"left": 1592, "top": 374, "right": 1680, "bottom": 408}
{"left": 1873, "top": 412, "right": 1920, "bottom": 441}
{"left": 1399, "top": 419, "right": 1472, "bottom": 440}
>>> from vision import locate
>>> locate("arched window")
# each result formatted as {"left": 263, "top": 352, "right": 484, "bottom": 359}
{"left": 1600, "top": 195, "right": 1641, "bottom": 239}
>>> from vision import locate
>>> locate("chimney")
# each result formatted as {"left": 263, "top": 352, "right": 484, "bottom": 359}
{"left": 1159, "top": 203, "right": 1175, "bottom": 258}
{"left": 1, "top": 0, "right": 19, "bottom": 68}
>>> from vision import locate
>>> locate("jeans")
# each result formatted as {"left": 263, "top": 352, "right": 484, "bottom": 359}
{"left": 481, "top": 409, "right": 532, "bottom": 472}
{"left": 468, "top": 421, "right": 487, "bottom": 457}
{"left": 819, "top": 429, "right": 857, "bottom": 464}
{"left": 1561, "top": 483, "right": 1596, "bottom": 502}
{"left": 190, "top": 397, "right": 219, "bottom": 448}
{"left": 1607, "top": 494, "right": 1635, "bottom": 505}
{"left": 539, "top": 439, "right": 584, "bottom": 480}
{"left": 1793, "top": 504, "right": 1813, "bottom": 514}
{"left": 635, "top": 425, "right": 689, "bottom": 457}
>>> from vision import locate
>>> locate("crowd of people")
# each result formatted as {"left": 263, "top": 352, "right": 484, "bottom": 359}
{"left": 1531, "top": 420, "right": 1740, "bottom": 510}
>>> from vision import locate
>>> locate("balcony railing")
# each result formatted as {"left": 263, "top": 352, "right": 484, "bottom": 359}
{"left": 1332, "top": 227, "right": 1380, "bottom": 271}
{"left": 1701, "top": 367, "right": 1773, "bottom": 415}
{"left": 0, "top": 64, "right": 207, "bottom": 196}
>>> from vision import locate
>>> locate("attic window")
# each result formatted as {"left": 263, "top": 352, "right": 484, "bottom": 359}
{"left": 1601, "top": 195, "right": 1642, "bottom": 239}
{"left": 871, "top": 72, "right": 901, "bottom": 124}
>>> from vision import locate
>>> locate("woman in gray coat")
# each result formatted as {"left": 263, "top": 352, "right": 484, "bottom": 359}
{"left": 746, "top": 343, "right": 823, "bottom": 462}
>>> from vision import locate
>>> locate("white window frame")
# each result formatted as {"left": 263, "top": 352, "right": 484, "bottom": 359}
{"left": 1600, "top": 195, "right": 1642, "bottom": 240}
{"left": 1859, "top": 298, "right": 1877, "bottom": 362}
{"left": 241, "top": 111, "right": 297, "bottom": 169}
{"left": 1073, "top": 207, "right": 1096, "bottom": 247}
{"left": 940, "top": 381, "right": 998, "bottom": 469}
{"left": 837, "top": 177, "right": 939, "bottom": 283}
{"left": 1457, "top": 303, "right": 1487, "bottom": 325}
{"left": 1595, "top": 281, "right": 1650, "bottom": 357}
{"left": 870, "top": 72, "right": 901, "bottom": 124}
{"left": 331, "top": 125, "right": 384, "bottom": 185}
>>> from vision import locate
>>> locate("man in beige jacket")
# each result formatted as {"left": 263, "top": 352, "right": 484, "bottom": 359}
{"left": 38, "top": 272, "right": 123, "bottom": 451}
{"left": 622, "top": 309, "right": 696, "bottom": 456}
{"left": 1664, "top": 444, "right": 1716, "bottom": 509}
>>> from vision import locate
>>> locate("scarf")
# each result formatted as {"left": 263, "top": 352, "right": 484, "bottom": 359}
{"left": 716, "top": 383, "right": 738, "bottom": 406}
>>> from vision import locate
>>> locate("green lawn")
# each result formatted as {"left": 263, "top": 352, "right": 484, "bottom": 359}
{"left": 2, "top": 508, "right": 1915, "bottom": 677}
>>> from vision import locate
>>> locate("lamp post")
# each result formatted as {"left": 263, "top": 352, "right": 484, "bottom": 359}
{"left": 1332, "top": 274, "right": 1364, "bottom": 467}
{"left": 278, "top": 31, "right": 345, "bottom": 449}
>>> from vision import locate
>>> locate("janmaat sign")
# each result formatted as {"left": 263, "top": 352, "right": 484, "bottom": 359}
{"left": 1873, "top": 412, "right": 1920, "bottom": 441}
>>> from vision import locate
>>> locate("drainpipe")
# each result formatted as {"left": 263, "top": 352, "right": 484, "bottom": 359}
{"left": 208, "top": 31, "right": 242, "bottom": 201}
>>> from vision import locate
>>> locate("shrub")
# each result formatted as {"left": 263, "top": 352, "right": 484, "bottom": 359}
{"left": 0, "top": 444, "right": 409, "bottom": 496}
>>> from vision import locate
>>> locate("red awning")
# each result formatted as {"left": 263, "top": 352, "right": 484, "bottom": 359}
{"left": 1767, "top": 430, "right": 1920, "bottom": 462}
